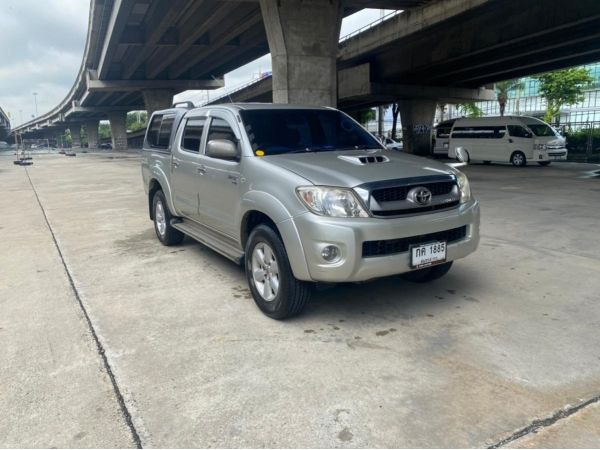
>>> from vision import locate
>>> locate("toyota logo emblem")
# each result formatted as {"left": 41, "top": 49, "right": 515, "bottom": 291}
{"left": 407, "top": 186, "right": 432, "bottom": 206}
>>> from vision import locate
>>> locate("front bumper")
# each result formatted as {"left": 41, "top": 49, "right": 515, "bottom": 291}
{"left": 534, "top": 149, "right": 568, "bottom": 161}
{"left": 288, "top": 200, "right": 480, "bottom": 282}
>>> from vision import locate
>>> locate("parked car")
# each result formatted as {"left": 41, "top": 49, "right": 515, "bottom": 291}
{"left": 448, "top": 116, "right": 567, "bottom": 166}
{"left": 99, "top": 143, "right": 112, "bottom": 149}
{"left": 382, "top": 136, "right": 403, "bottom": 151}
{"left": 141, "top": 104, "right": 479, "bottom": 319}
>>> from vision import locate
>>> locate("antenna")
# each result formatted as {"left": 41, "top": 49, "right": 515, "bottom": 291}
{"left": 211, "top": 75, "right": 233, "bottom": 104}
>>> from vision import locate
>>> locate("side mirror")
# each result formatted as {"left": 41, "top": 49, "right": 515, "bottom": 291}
{"left": 206, "top": 139, "right": 239, "bottom": 161}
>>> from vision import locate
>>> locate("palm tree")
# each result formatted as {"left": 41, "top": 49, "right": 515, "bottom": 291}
{"left": 496, "top": 79, "right": 524, "bottom": 116}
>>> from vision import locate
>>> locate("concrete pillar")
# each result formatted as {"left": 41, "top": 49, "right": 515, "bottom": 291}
{"left": 108, "top": 111, "right": 128, "bottom": 151}
{"left": 84, "top": 120, "right": 100, "bottom": 149}
{"left": 142, "top": 89, "right": 175, "bottom": 116}
{"left": 398, "top": 99, "right": 437, "bottom": 156}
{"left": 260, "top": 0, "right": 342, "bottom": 106}
{"left": 54, "top": 128, "right": 66, "bottom": 148}
{"left": 69, "top": 123, "right": 82, "bottom": 148}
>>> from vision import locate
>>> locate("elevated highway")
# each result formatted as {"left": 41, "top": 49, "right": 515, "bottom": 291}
{"left": 12, "top": 0, "right": 600, "bottom": 155}
{"left": 0, "top": 107, "right": 10, "bottom": 142}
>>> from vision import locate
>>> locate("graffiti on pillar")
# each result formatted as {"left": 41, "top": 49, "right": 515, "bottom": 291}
{"left": 412, "top": 124, "right": 431, "bottom": 135}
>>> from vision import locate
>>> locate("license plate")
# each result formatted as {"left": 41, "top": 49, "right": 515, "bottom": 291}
{"left": 410, "top": 241, "right": 447, "bottom": 269}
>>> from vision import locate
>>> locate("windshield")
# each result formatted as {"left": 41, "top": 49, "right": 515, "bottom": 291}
{"left": 239, "top": 109, "right": 382, "bottom": 155}
{"left": 526, "top": 123, "right": 558, "bottom": 137}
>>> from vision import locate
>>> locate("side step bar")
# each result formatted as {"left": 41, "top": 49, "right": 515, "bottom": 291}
{"left": 171, "top": 219, "right": 244, "bottom": 264}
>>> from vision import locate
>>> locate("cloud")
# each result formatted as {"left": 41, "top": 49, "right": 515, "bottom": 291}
{"left": 0, "top": 0, "right": 89, "bottom": 124}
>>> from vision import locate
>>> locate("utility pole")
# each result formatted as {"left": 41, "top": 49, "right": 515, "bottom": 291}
{"left": 32, "top": 92, "right": 38, "bottom": 116}
{"left": 377, "top": 9, "right": 385, "bottom": 139}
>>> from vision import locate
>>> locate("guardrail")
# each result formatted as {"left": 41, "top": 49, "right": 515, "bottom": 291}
{"left": 202, "top": 73, "right": 273, "bottom": 106}
{"left": 339, "top": 9, "right": 402, "bottom": 44}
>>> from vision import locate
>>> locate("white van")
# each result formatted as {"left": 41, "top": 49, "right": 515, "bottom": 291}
{"left": 433, "top": 119, "right": 456, "bottom": 157}
{"left": 448, "top": 116, "right": 567, "bottom": 166}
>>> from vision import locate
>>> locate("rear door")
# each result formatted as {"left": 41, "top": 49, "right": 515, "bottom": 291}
{"left": 196, "top": 110, "right": 242, "bottom": 239}
{"left": 171, "top": 116, "right": 207, "bottom": 219}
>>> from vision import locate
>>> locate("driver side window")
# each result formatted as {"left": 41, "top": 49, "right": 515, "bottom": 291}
{"left": 508, "top": 125, "right": 532, "bottom": 138}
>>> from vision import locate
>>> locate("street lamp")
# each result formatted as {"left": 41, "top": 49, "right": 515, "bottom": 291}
{"left": 32, "top": 92, "right": 38, "bottom": 116}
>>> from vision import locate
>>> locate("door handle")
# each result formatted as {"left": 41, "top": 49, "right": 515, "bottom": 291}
{"left": 508, "top": 138, "right": 514, "bottom": 143}
{"left": 171, "top": 159, "right": 179, "bottom": 168}
{"left": 228, "top": 174, "right": 239, "bottom": 185}
{"left": 197, "top": 165, "right": 207, "bottom": 175}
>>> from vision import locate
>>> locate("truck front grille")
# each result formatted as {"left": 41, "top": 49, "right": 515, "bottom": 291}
{"left": 362, "top": 226, "right": 467, "bottom": 258}
{"left": 372, "top": 181, "right": 455, "bottom": 203}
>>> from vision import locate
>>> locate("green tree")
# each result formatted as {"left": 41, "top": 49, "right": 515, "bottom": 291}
{"left": 456, "top": 103, "right": 483, "bottom": 118}
{"left": 99, "top": 123, "right": 111, "bottom": 139}
{"left": 534, "top": 68, "right": 593, "bottom": 125}
{"left": 127, "top": 111, "right": 148, "bottom": 132}
{"left": 495, "top": 79, "right": 524, "bottom": 116}
{"left": 64, "top": 129, "right": 73, "bottom": 147}
{"left": 391, "top": 102, "right": 400, "bottom": 140}
{"left": 349, "top": 108, "right": 376, "bottom": 126}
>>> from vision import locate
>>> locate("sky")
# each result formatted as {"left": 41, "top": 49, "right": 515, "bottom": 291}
{"left": 0, "top": 1, "right": 392, "bottom": 126}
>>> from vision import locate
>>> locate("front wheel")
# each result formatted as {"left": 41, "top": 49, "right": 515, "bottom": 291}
{"left": 245, "top": 225, "right": 312, "bottom": 319}
{"left": 401, "top": 261, "right": 453, "bottom": 283}
{"left": 510, "top": 151, "right": 527, "bottom": 167}
{"left": 538, "top": 161, "right": 551, "bottom": 166}
{"left": 153, "top": 190, "right": 184, "bottom": 246}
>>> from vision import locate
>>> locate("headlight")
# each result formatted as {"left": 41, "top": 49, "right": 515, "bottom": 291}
{"left": 296, "top": 186, "right": 369, "bottom": 218}
{"left": 536, "top": 143, "right": 547, "bottom": 150}
{"left": 455, "top": 171, "right": 471, "bottom": 204}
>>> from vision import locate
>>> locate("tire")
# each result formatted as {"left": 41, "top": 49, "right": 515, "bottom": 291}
{"left": 152, "top": 190, "right": 184, "bottom": 246}
{"left": 510, "top": 151, "right": 526, "bottom": 167}
{"left": 245, "top": 224, "right": 312, "bottom": 319}
{"left": 401, "top": 261, "right": 453, "bottom": 283}
{"left": 538, "top": 161, "right": 551, "bottom": 166}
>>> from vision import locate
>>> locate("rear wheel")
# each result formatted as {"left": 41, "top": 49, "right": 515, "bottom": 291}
{"left": 510, "top": 151, "right": 526, "bottom": 167}
{"left": 538, "top": 161, "right": 551, "bottom": 166}
{"left": 245, "top": 224, "right": 312, "bottom": 319}
{"left": 152, "top": 190, "right": 184, "bottom": 246}
{"left": 401, "top": 262, "right": 453, "bottom": 283}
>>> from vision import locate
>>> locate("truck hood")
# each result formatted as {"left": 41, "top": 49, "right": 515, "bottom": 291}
{"left": 263, "top": 149, "right": 456, "bottom": 187}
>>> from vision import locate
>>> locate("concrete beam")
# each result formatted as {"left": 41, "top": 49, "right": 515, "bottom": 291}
{"left": 142, "top": 89, "right": 175, "bottom": 115}
{"left": 338, "top": 64, "right": 496, "bottom": 105}
{"left": 260, "top": 0, "right": 342, "bottom": 106}
{"left": 84, "top": 120, "right": 100, "bottom": 149}
{"left": 86, "top": 70, "right": 223, "bottom": 92}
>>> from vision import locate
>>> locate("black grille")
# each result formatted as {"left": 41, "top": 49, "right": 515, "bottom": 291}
{"left": 372, "top": 181, "right": 455, "bottom": 203}
{"left": 373, "top": 200, "right": 459, "bottom": 217}
{"left": 362, "top": 226, "right": 467, "bottom": 258}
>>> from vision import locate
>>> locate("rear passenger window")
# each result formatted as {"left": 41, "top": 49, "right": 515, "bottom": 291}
{"left": 181, "top": 118, "right": 206, "bottom": 153}
{"left": 508, "top": 125, "right": 532, "bottom": 138}
{"left": 452, "top": 126, "right": 506, "bottom": 139}
{"left": 146, "top": 115, "right": 163, "bottom": 147}
{"left": 207, "top": 118, "right": 237, "bottom": 143}
{"left": 157, "top": 115, "right": 175, "bottom": 148}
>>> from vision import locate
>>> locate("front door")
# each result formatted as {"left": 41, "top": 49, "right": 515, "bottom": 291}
{"left": 197, "top": 112, "right": 242, "bottom": 239}
{"left": 171, "top": 117, "right": 207, "bottom": 219}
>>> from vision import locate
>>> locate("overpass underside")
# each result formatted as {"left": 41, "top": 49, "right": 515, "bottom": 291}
{"left": 12, "top": 0, "right": 600, "bottom": 156}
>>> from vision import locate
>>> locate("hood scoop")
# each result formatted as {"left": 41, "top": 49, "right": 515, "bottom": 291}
{"left": 338, "top": 154, "right": 390, "bottom": 165}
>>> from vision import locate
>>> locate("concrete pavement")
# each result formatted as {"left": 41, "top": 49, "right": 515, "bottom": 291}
{"left": 1, "top": 153, "right": 599, "bottom": 447}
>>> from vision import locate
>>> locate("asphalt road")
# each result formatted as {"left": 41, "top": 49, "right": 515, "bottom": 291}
{"left": 1, "top": 153, "right": 599, "bottom": 448}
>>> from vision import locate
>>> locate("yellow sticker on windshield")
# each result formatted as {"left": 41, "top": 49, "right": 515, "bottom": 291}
{"left": 255, "top": 150, "right": 265, "bottom": 156}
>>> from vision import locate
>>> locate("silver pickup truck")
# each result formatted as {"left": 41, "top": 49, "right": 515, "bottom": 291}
{"left": 141, "top": 103, "right": 479, "bottom": 319}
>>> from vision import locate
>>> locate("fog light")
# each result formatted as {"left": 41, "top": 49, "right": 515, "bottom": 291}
{"left": 321, "top": 245, "right": 340, "bottom": 262}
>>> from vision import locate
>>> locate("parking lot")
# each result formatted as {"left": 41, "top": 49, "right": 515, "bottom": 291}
{"left": 1, "top": 153, "right": 599, "bottom": 448}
